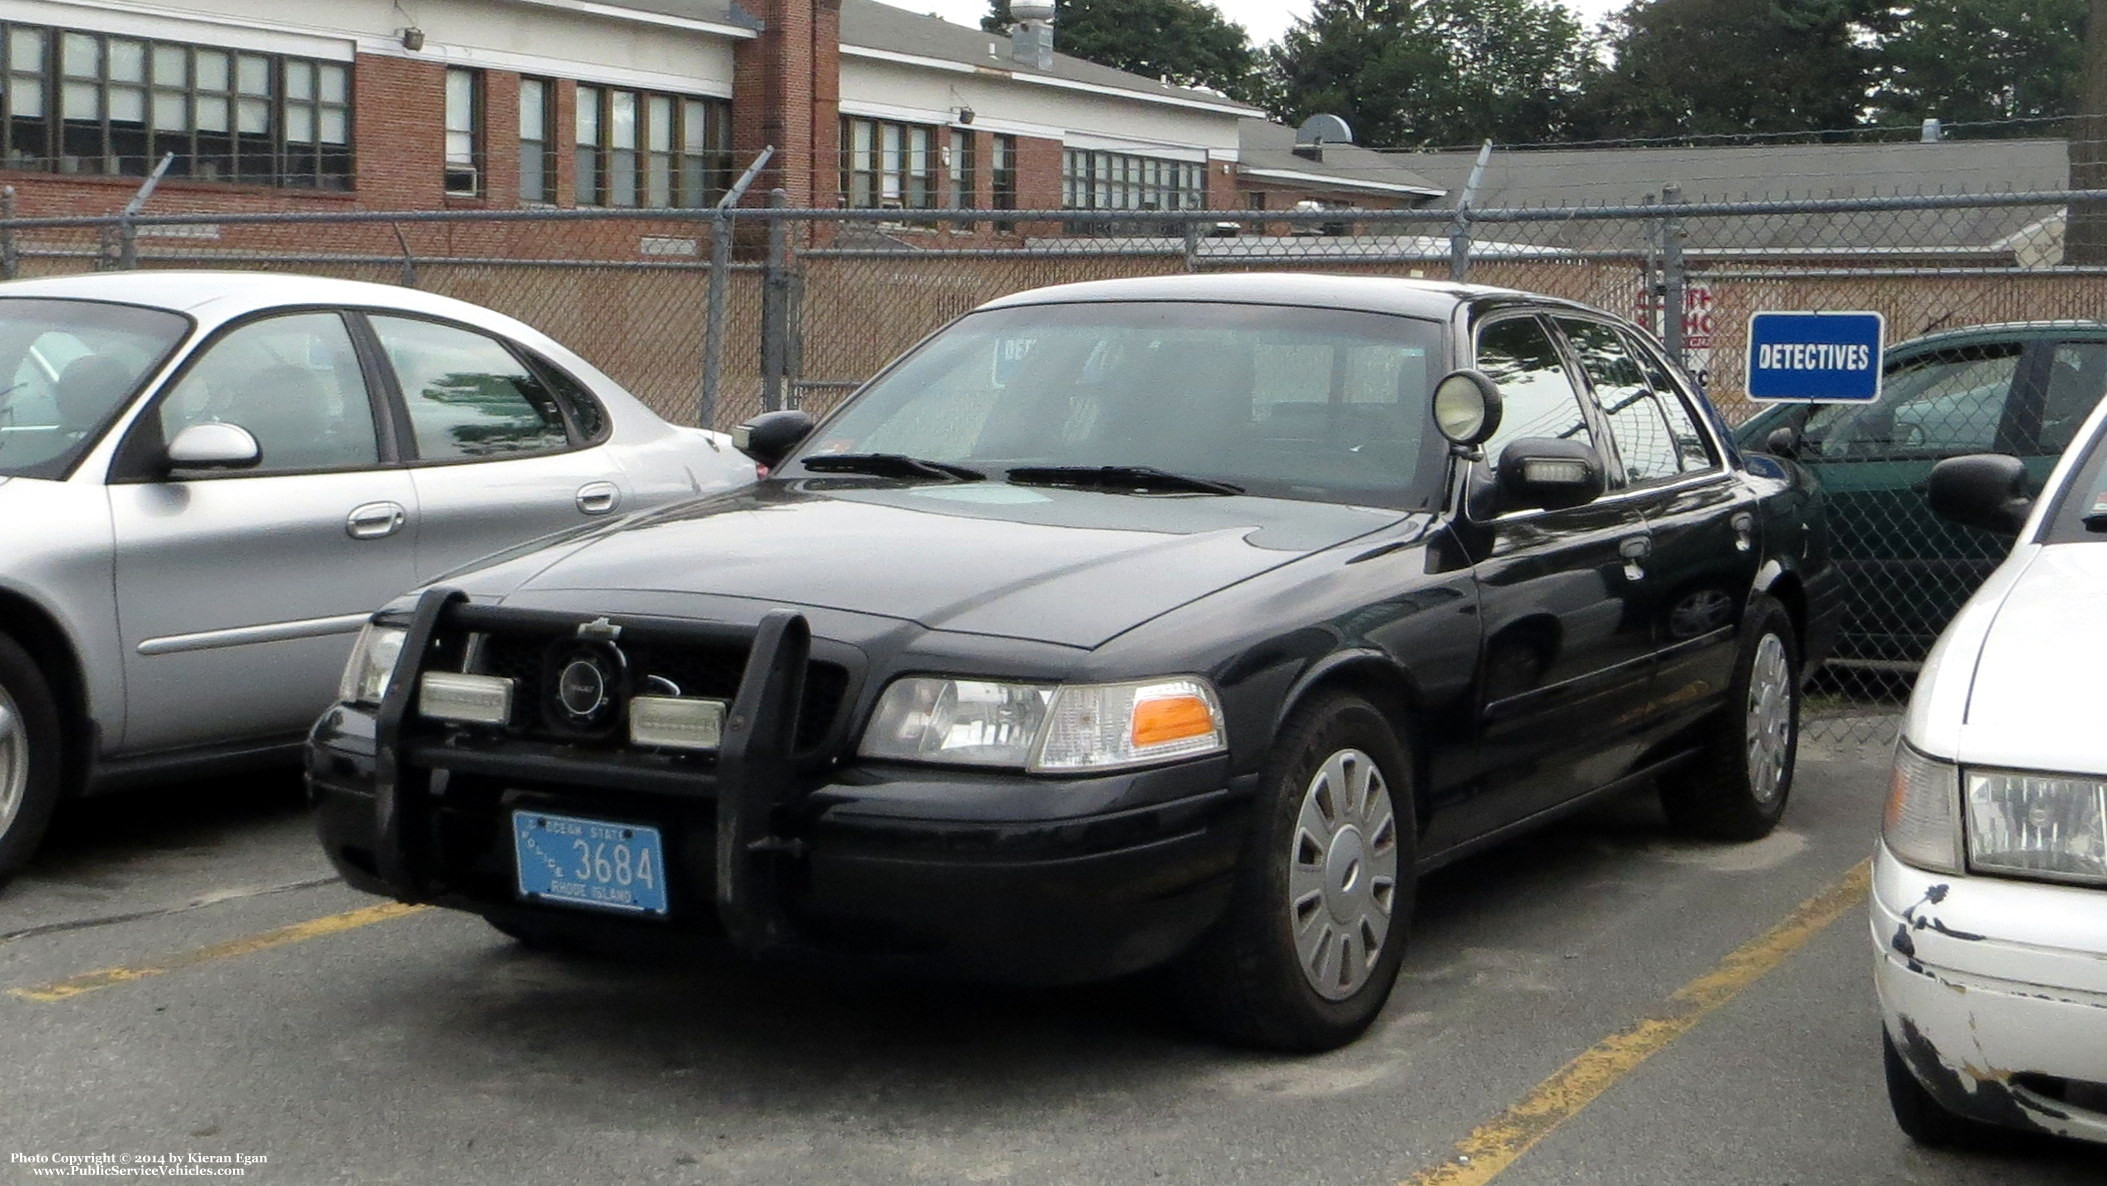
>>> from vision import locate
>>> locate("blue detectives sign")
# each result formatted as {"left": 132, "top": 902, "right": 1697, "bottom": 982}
{"left": 1744, "top": 311, "right": 1886, "bottom": 403}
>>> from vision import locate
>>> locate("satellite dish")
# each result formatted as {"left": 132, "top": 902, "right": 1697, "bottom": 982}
{"left": 1296, "top": 114, "right": 1355, "bottom": 146}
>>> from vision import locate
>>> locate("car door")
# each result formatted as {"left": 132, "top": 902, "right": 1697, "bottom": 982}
{"left": 107, "top": 309, "right": 417, "bottom": 754}
{"left": 358, "top": 312, "right": 630, "bottom": 580}
{"left": 1555, "top": 316, "right": 1760, "bottom": 718}
{"left": 1797, "top": 339, "right": 2031, "bottom": 661}
{"left": 1428, "top": 312, "right": 1659, "bottom": 851}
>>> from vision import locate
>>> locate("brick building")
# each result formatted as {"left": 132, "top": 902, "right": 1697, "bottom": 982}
{"left": 0, "top": 0, "right": 1439, "bottom": 240}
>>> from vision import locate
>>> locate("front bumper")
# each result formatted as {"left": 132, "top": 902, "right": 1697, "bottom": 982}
{"left": 1870, "top": 841, "right": 2107, "bottom": 1144}
{"left": 309, "top": 592, "right": 1251, "bottom": 985}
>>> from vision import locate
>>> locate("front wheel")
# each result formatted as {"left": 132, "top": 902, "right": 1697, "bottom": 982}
{"left": 1662, "top": 594, "right": 1798, "bottom": 841}
{"left": 0, "top": 635, "right": 63, "bottom": 889}
{"left": 1883, "top": 1027, "right": 2012, "bottom": 1149}
{"left": 1175, "top": 693, "right": 1416, "bottom": 1052}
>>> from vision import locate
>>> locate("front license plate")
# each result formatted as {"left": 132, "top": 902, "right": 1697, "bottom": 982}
{"left": 512, "top": 810, "right": 670, "bottom": 916}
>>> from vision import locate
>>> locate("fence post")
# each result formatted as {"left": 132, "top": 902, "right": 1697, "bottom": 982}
{"left": 701, "top": 211, "right": 731, "bottom": 430}
{"left": 1183, "top": 217, "right": 1201, "bottom": 273}
{"left": 1448, "top": 209, "right": 1472, "bottom": 284}
{"left": 1659, "top": 183, "right": 1688, "bottom": 368}
{"left": 0, "top": 187, "right": 16, "bottom": 281}
{"left": 761, "top": 189, "right": 792, "bottom": 413}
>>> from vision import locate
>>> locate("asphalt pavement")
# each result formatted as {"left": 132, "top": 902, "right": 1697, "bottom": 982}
{"left": 0, "top": 730, "right": 2097, "bottom": 1186}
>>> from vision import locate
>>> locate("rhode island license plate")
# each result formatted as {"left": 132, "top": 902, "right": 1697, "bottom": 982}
{"left": 512, "top": 810, "right": 670, "bottom": 916}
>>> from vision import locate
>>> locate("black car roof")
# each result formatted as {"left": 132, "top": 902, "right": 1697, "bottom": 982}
{"left": 973, "top": 273, "right": 1613, "bottom": 323}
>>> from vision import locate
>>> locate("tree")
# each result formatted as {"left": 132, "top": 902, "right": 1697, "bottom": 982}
{"left": 1575, "top": 0, "right": 1900, "bottom": 141}
{"left": 1872, "top": 0, "right": 2084, "bottom": 127}
{"left": 1264, "top": 0, "right": 1596, "bottom": 148}
{"left": 980, "top": 0, "right": 1260, "bottom": 103}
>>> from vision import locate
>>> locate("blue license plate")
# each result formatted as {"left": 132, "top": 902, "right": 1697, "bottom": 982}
{"left": 512, "top": 810, "right": 670, "bottom": 916}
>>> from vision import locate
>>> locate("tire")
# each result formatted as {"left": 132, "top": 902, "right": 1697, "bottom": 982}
{"left": 1883, "top": 1027, "right": 2011, "bottom": 1149}
{"left": 1175, "top": 693, "right": 1416, "bottom": 1053}
{"left": 0, "top": 635, "right": 63, "bottom": 889}
{"left": 1662, "top": 594, "right": 1798, "bottom": 841}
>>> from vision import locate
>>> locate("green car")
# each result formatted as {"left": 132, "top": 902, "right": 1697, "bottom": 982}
{"left": 1735, "top": 321, "right": 2107, "bottom": 671}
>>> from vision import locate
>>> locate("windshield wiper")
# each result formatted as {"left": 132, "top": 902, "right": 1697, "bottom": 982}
{"left": 1005, "top": 465, "right": 1244, "bottom": 496}
{"left": 798, "top": 453, "right": 985, "bottom": 483}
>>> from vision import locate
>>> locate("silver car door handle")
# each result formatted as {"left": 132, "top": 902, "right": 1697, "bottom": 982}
{"left": 576, "top": 481, "right": 621, "bottom": 515}
{"left": 1618, "top": 534, "right": 1651, "bottom": 582}
{"left": 345, "top": 501, "right": 408, "bottom": 540}
{"left": 1731, "top": 512, "right": 1755, "bottom": 552}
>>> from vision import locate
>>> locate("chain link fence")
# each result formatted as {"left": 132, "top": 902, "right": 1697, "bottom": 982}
{"left": 11, "top": 188, "right": 2104, "bottom": 746}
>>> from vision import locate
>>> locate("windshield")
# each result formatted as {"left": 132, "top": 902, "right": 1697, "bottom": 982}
{"left": 0, "top": 298, "right": 189, "bottom": 479}
{"left": 793, "top": 301, "right": 1450, "bottom": 509}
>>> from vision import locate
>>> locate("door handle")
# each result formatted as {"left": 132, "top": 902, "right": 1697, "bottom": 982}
{"left": 346, "top": 501, "right": 407, "bottom": 540}
{"left": 575, "top": 481, "right": 621, "bottom": 515}
{"left": 1618, "top": 534, "right": 1650, "bottom": 582}
{"left": 1731, "top": 512, "right": 1755, "bottom": 552}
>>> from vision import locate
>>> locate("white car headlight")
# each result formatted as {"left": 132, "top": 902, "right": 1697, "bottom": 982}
{"left": 857, "top": 675, "right": 1225, "bottom": 773}
{"left": 339, "top": 623, "right": 408, "bottom": 707}
{"left": 1964, "top": 768, "right": 2107, "bottom": 887}
{"left": 1882, "top": 742, "right": 1963, "bottom": 874}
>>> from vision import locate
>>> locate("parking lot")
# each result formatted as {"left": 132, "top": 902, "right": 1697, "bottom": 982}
{"left": 0, "top": 731, "right": 2092, "bottom": 1186}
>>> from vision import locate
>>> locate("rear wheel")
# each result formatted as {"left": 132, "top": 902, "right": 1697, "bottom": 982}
{"left": 1176, "top": 693, "right": 1416, "bottom": 1052}
{"left": 0, "top": 635, "right": 63, "bottom": 889}
{"left": 1662, "top": 595, "right": 1798, "bottom": 841}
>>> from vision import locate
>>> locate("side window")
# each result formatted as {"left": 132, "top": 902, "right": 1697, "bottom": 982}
{"left": 1804, "top": 345, "right": 2021, "bottom": 458}
{"left": 1475, "top": 315, "right": 1593, "bottom": 469}
{"left": 1555, "top": 317, "right": 1714, "bottom": 486}
{"left": 538, "top": 361, "right": 607, "bottom": 441}
{"left": 1620, "top": 330, "right": 1716, "bottom": 473}
{"left": 370, "top": 316, "right": 571, "bottom": 461}
{"left": 2040, "top": 342, "right": 2107, "bottom": 455}
{"left": 161, "top": 312, "right": 378, "bottom": 473}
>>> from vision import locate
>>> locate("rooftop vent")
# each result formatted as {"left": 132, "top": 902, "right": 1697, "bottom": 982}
{"left": 1010, "top": 0, "right": 1055, "bottom": 71}
{"left": 1294, "top": 113, "right": 1354, "bottom": 162}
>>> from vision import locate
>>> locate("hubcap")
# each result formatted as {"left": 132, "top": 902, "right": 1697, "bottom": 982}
{"left": 0, "top": 689, "right": 24, "bottom": 837}
{"left": 1745, "top": 633, "right": 1793, "bottom": 804}
{"left": 1287, "top": 747, "right": 1399, "bottom": 1001}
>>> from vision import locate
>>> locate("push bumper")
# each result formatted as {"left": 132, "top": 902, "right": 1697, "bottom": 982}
{"left": 1870, "top": 841, "right": 2107, "bottom": 1144}
{"left": 309, "top": 590, "right": 1250, "bottom": 985}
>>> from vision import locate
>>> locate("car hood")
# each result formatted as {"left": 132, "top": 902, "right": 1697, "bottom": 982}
{"left": 475, "top": 482, "right": 1410, "bottom": 649}
{"left": 1960, "top": 543, "right": 2107, "bottom": 775}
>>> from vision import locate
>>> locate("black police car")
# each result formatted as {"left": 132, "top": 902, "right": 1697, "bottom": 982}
{"left": 310, "top": 275, "right": 1838, "bottom": 1052}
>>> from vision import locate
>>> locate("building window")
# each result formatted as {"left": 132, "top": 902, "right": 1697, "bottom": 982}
{"left": 991, "top": 133, "right": 1017, "bottom": 231}
{"left": 573, "top": 84, "right": 727, "bottom": 208}
{"left": 443, "top": 67, "right": 481, "bottom": 196}
{"left": 840, "top": 116, "right": 941, "bottom": 210}
{"left": 1062, "top": 148, "right": 1203, "bottom": 214}
{"left": 948, "top": 128, "right": 973, "bottom": 208}
{"left": 518, "top": 77, "right": 552, "bottom": 204}
{"left": 0, "top": 21, "right": 349, "bottom": 188}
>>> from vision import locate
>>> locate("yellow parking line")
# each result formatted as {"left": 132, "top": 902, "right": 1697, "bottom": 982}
{"left": 7, "top": 902, "right": 428, "bottom": 1003}
{"left": 1399, "top": 860, "right": 1872, "bottom": 1186}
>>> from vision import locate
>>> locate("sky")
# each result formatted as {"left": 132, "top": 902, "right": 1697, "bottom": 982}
{"left": 902, "top": 1, "right": 1627, "bottom": 47}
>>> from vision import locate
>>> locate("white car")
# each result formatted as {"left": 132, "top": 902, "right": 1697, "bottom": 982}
{"left": 1874, "top": 398, "right": 2107, "bottom": 1147}
{"left": 0, "top": 272, "right": 752, "bottom": 885}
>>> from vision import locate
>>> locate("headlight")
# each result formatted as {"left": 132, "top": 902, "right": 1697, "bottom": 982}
{"left": 1882, "top": 742, "right": 1962, "bottom": 874}
{"left": 1964, "top": 768, "right": 2107, "bottom": 887}
{"left": 858, "top": 675, "right": 1226, "bottom": 772}
{"left": 859, "top": 677, "right": 1055, "bottom": 767}
{"left": 338, "top": 624, "right": 408, "bottom": 707}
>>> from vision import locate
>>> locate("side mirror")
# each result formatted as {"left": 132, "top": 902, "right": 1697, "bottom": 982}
{"left": 166, "top": 422, "right": 261, "bottom": 471}
{"left": 731, "top": 409, "right": 815, "bottom": 469}
{"left": 1432, "top": 369, "right": 1504, "bottom": 448}
{"left": 1764, "top": 425, "right": 1801, "bottom": 459}
{"left": 1927, "top": 453, "right": 2032, "bottom": 535}
{"left": 1493, "top": 438, "right": 1607, "bottom": 513}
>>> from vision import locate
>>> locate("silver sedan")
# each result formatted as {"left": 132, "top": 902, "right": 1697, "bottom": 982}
{"left": 0, "top": 271, "right": 752, "bottom": 883}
